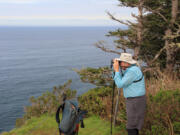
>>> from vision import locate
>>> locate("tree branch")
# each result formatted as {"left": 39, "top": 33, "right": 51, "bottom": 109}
{"left": 143, "top": 6, "right": 168, "bottom": 23}
{"left": 95, "top": 41, "right": 121, "bottom": 55}
{"left": 115, "top": 44, "right": 127, "bottom": 52}
{"left": 142, "top": 67, "right": 157, "bottom": 73}
{"left": 126, "top": 20, "right": 136, "bottom": 26}
{"left": 107, "top": 11, "right": 131, "bottom": 26}
{"left": 150, "top": 44, "right": 168, "bottom": 64}
{"left": 172, "top": 22, "right": 180, "bottom": 39}
{"left": 131, "top": 13, "right": 139, "bottom": 20}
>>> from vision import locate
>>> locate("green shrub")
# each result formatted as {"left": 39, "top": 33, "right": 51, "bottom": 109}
{"left": 142, "top": 89, "right": 180, "bottom": 135}
{"left": 79, "top": 85, "right": 180, "bottom": 135}
{"left": 79, "top": 86, "right": 112, "bottom": 116}
{"left": 75, "top": 67, "right": 112, "bottom": 87}
{"left": 15, "top": 80, "right": 76, "bottom": 128}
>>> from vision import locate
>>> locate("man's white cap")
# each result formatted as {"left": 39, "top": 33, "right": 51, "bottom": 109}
{"left": 116, "top": 53, "right": 137, "bottom": 64}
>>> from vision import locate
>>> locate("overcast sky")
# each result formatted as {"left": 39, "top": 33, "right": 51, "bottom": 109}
{"left": 0, "top": 0, "right": 137, "bottom": 26}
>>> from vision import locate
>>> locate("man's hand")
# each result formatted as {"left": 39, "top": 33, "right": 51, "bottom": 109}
{"left": 113, "top": 59, "right": 119, "bottom": 72}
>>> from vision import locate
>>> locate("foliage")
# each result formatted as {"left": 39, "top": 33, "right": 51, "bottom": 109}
{"left": 10, "top": 80, "right": 180, "bottom": 135}
{"left": 6, "top": 63, "right": 180, "bottom": 135}
{"left": 78, "top": 86, "right": 112, "bottom": 116}
{"left": 15, "top": 80, "right": 76, "bottom": 128}
{"left": 76, "top": 65, "right": 180, "bottom": 134}
{"left": 75, "top": 67, "right": 113, "bottom": 87}
{"left": 142, "top": 89, "right": 180, "bottom": 135}
{"left": 79, "top": 84, "right": 180, "bottom": 135}
{"left": 107, "top": 0, "right": 180, "bottom": 71}
{"left": 142, "top": 0, "right": 180, "bottom": 69}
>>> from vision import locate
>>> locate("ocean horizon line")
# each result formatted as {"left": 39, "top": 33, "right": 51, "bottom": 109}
{"left": 0, "top": 25, "right": 121, "bottom": 28}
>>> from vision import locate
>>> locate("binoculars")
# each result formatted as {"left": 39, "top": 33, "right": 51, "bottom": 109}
{"left": 110, "top": 59, "right": 121, "bottom": 69}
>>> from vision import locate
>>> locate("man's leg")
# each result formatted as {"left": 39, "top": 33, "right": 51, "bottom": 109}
{"left": 127, "top": 129, "right": 139, "bottom": 135}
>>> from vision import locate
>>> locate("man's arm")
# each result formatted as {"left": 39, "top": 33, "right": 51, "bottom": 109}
{"left": 113, "top": 70, "right": 136, "bottom": 88}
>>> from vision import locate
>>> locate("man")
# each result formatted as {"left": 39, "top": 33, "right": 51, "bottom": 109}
{"left": 113, "top": 53, "right": 146, "bottom": 135}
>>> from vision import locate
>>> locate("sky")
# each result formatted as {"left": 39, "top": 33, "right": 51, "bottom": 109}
{"left": 0, "top": 0, "right": 138, "bottom": 26}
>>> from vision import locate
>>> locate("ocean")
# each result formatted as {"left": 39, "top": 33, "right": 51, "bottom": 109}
{"left": 0, "top": 26, "right": 119, "bottom": 132}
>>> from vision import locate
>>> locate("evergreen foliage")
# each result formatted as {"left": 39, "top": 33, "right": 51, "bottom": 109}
{"left": 105, "top": 0, "right": 180, "bottom": 72}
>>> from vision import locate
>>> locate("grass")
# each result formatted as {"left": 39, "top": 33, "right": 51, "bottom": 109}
{"left": 1, "top": 115, "right": 125, "bottom": 135}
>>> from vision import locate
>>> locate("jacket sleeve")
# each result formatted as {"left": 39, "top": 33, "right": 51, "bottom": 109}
{"left": 113, "top": 70, "right": 136, "bottom": 88}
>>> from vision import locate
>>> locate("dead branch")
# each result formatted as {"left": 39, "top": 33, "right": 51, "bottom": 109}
{"left": 115, "top": 44, "right": 127, "bottom": 52}
{"left": 107, "top": 11, "right": 131, "bottom": 26}
{"left": 167, "top": 114, "right": 174, "bottom": 135}
{"left": 131, "top": 13, "right": 139, "bottom": 20}
{"left": 118, "top": 37, "right": 131, "bottom": 45}
{"left": 150, "top": 44, "right": 168, "bottom": 64}
{"left": 95, "top": 41, "right": 121, "bottom": 55}
{"left": 126, "top": 20, "right": 136, "bottom": 27}
{"left": 142, "top": 67, "right": 156, "bottom": 73}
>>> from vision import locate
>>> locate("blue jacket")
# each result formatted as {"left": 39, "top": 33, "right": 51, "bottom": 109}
{"left": 113, "top": 65, "right": 146, "bottom": 98}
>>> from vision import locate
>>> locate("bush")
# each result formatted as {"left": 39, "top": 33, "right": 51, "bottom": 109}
{"left": 79, "top": 85, "right": 180, "bottom": 135}
{"left": 15, "top": 80, "right": 76, "bottom": 128}
{"left": 142, "top": 89, "right": 180, "bottom": 135}
{"left": 78, "top": 86, "right": 112, "bottom": 116}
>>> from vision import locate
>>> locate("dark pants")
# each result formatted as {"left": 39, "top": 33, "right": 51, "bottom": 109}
{"left": 127, "top": 129, "right": 139, "bottom": 135}
{"left": 126, "top": 95, "right": 146, "bottom": 130}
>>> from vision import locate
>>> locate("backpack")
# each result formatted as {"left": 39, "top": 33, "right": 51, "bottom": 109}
{"left": 56, "top": 98, "right": 87, "bottom": 135}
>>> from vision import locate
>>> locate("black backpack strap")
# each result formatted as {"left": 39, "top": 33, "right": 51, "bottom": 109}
{"left": 121, "top": 69, "right": 143, "bottom": 83}
{"left": 56, "top": 104, "right": 64, "bottom": 135}
{"left": 78, "top": 109, "right": 87, "bottom": 128}
{"left": 80, "top": 120, "right": 85, "bottom": 128}
{"left": 56, "top": 104, "right": 64, "bottom": 123}
{"left": 133, "top": 74, "right": 144, "bottom": 83}
{"left": 56, "top": 94, "right": 67, "bottom": 135}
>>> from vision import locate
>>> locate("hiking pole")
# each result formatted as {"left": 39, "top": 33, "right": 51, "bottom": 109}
{"left": 110, "top": 60, "right": 115, "bottom": 135}
{"left": 111, "top": 81, "right": 115, "bottom": 135}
